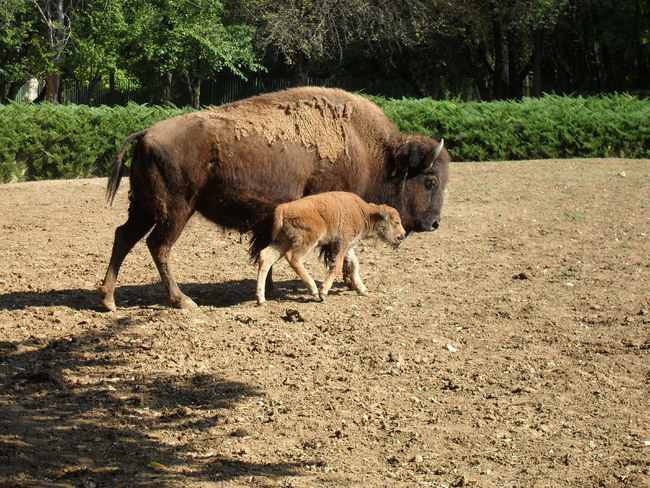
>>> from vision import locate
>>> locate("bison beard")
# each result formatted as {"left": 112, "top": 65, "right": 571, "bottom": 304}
{"left": 100, "top": 87, "right": 450, "bottom": 311}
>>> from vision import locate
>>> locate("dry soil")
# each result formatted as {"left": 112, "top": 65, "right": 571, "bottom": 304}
{"left": 0, "top": 158, "right": 648, "bottom": 488}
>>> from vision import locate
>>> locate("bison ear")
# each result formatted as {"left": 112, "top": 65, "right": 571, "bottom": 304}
{"left": 393, "top": 141, "right": 436, "bottom": 176}
{"left": 425, "top": 139, "right": 445, "bottom": 170}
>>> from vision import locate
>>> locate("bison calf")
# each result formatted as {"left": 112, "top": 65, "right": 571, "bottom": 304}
{"left": 256, "top": 191, "right": 406, "bottom": 305}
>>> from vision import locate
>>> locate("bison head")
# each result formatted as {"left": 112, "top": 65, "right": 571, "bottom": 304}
{"left": 374, "top": 204, "right": 407, "bottom": 248}
{"left": 392, "top": 137, "right": 450, "bottom": 233}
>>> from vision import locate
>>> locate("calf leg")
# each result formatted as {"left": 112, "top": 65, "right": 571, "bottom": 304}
{"left": 99, "top": 203, "right": 155, "bottom": 311}
{"left": 256, "top": 243, "right": 283, "bottom": 306}
{"left": 319, "top": 244, "right": 350, "bottom": 301}
{"left": 343, "top": 248, "right": 368, "bottom": 296}
{"left": 146, "top": 207, "right": 196, "bottom": 309}
{"left": 285, "top": 248, "right": 320, "bottom": 299}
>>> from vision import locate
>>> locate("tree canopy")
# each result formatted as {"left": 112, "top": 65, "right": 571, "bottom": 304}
{"left": 1, "top": 0, "right": 648, "bottom": 105}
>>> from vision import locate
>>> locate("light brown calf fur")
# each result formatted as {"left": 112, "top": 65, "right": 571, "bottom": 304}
{"left": 256, "top": 192, "right": 406, "bottom": 305}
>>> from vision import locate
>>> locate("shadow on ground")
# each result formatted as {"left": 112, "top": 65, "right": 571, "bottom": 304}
{"left": 0, "top": 319, "right": 305, "bottom": 487}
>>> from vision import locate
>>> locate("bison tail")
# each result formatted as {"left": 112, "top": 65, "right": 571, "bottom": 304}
{"left": 248, "top": 212, "right": 276, "bottom": 263}
{"left": 106, "top": 130, "right": 148, "bottom": 205}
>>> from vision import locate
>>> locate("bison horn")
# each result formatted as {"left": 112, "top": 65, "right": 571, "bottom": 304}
{"left": 427, "top": 139, "right": 444, "bottom": 169}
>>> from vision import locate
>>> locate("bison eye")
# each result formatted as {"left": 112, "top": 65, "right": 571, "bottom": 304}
{"left": 425, "top": 178, "right": 438, "bottom": 190}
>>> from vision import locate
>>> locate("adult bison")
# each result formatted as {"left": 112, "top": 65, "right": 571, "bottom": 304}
{"left": 99, "top": 87, "right": 450, "bottom": 311}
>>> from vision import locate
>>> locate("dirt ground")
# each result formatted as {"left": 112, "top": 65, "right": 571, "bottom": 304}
{"left": 0, "top": 158, "right": 648, "bottom": 488}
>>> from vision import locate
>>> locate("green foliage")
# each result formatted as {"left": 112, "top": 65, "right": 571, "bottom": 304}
{"left": 0, "top": 103, "right": 189, "bottom": 182}
{"left": 0, "top": 1, "right": 49, "bottom": 85}
{"left": 122, "top": 0, "right": 262, "bottom": 103}
{"left": 0, "top": 94, "right": 647, "bottom": 182}
{"left": 377, "top": 94, "right": 650, "bottom": 161}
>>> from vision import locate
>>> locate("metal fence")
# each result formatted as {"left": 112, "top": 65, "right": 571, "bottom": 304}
{"left": 13, "top": 75, "right": 481, "bottom": 107}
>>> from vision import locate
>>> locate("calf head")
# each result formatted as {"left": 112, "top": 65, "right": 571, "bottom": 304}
{"left": 393, "top": 137, "right": 450, "bottom": 232}
{"left": 375, "top": 204, "right": 407, "bottom": 248}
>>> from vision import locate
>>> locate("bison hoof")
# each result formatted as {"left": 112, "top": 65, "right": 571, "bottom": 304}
{"left": 171, "top": 296, "right": 198, "bottom": 309}
{"left": 100, "top": 299, "right": 117, "bottom": 312}
{"left": 97, "top": 285, "right": 117, "bottom": 312}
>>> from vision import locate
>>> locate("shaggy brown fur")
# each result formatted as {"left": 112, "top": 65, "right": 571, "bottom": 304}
{"left": 256, "top": 192, "right": 406, "bottom": 305}
{"left": 100, "top": 87, "right": 449, "bottom": 311}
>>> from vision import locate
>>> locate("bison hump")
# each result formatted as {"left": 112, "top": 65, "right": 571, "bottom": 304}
{"left": 197, "top": 93, "right": 354, "bottom": 162}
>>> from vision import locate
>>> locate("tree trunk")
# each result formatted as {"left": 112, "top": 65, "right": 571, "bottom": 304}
{"left": 57, "top": 77, "right": 66, "bottom": 104}
{"left": 1, "top": 79, "right": 27, "bottom": 103}
{"left": 492, "top": 20, "right": 505, "bottom": 99}
{"left": 532, "top": 30, "right": 543, "bottom": 97}
{"left": 187, "top": 76, "right": 202, "bottom": 109}
{"left": 291, "top": 52, "right": 307, "bottom": 87}
{"left": 8, "top": 80, "right": 27, "bottom": 101}
{"left": 507, "top": 31, "right": 520, "bottom": 98}
{"left": 463, "top": 46, "right": 490, "bottom": 100}
{"left": 108, "top": 71, "right": 116, "bottom": 107}
{"left": 86, "top": 77, "right": 102, "bottom": 105}
{"left": 158, "top": 70, "right": 173, "bottom": 105}
{"left": 45, "top": 72, "right": 61, "bottom": 103}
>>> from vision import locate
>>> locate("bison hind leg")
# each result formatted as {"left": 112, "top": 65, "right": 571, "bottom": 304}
{"left": 145, "top": 205, "right": 197, "bottom": 309}
{"left": 100, "top": 202, "right": 155, "bottom": 311}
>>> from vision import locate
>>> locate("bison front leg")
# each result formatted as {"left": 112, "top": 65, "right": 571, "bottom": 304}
{"left": 285, "top": 249, "right": 320, "bottom": 300}
{"left": 343, "top": 248, "right": 368, "bottom": 296}
{"left": 319, "top": 244, "right": 350, "bottom": 301}
{"left": 146, "top": 209, "right": 197, "bottom": 309}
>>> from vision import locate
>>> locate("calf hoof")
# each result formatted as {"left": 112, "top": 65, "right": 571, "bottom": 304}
{"left": 257, "top": 298, "right": 267, "bottom": 307}
{"left": 318, "top": 291, "right": 328, "bottom": 302}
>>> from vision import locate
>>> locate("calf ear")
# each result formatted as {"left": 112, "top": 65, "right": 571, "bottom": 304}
{"left": 371, "top": 204, "right": 389, "bottom": 225}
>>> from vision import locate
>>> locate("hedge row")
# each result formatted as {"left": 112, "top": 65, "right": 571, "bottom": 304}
{"left": 1, "top": 95, "right": 648, "bottom": 182}
{"left": 0, "top": 103, "right": 190, "bottom": 183}
{"left": 377, "top": 94, "right": 650, "bottom": 162}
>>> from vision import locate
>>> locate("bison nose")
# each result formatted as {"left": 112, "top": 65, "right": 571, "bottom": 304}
{"left": 431, "top": 221, "right": 440, "bottom": 231}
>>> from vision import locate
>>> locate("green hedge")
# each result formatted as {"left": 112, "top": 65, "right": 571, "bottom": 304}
{"left": 1, "top": 95, "right": 648, "bottom": 182}
{"left": 377, "top": 94, "right": 650, "bottom": 161}
{"left": 0, "top": 103, "right": 190, "bottom": 183}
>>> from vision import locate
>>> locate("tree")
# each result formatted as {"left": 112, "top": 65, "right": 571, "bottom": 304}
{"left": 231, "top": 0, "right": 384, "bottom": 86}
{"left": 171, "top": 1, "right": 262, "bottom": 108}
{"left": 0, "top": 0, "right": 48, "bottom": 102}
{"left": 423, "top": 0, "right": 570, "bottom": 99}
{"left": 510, "top": 0, "right": 569, "bottom": 97}
{"left": 29, "top": 0, "right": 83, "bottom": 103}
{"left": 68, "top": 0, "right": 129, "bottom": 105}
{"left": 554, "top": 0, "right": 649, "bottom": 93}
{"left": 122, "top": 0, "right": 262, "bottom": 107}
{"left": 357, "top": 0, "right": 448, "bottom": 97}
